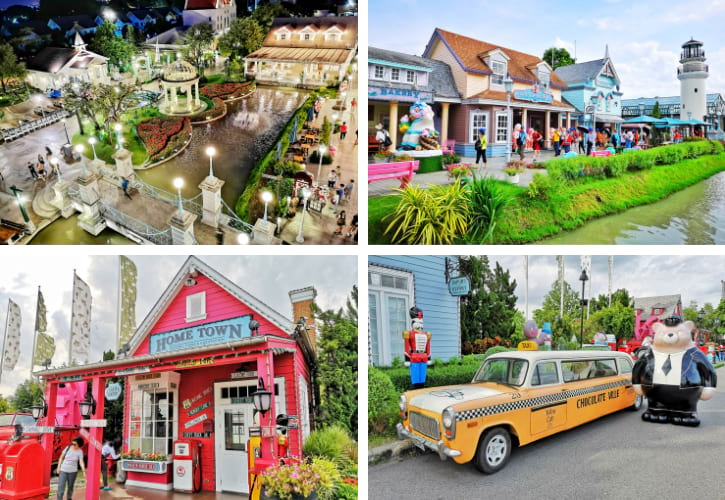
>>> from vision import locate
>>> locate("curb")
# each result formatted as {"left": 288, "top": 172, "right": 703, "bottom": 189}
{"left": 368, "top": 438, "right": 416, "bottom": 464}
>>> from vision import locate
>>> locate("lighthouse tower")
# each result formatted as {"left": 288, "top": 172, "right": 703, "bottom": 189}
{"left": 678, "top": 38, "right": 708, "bottom": 122}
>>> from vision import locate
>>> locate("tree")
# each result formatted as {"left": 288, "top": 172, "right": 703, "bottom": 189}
{"left": 0, "top": 396, "right": 9, "bottom": 413}
{"left": 252, "top": 3, "right": 290, "bottom": 32}
{"left": 533, "top": 279, "right": 581, "bottom": 326}
{"left": 62, "top": 81, "right": 135, "bottom": 141}
{"left": 541, "top": 47, "right": 575, "bottom": 69}
{"left": 589, "top": 288, "right": 633, "bottom": 313}
{"left": 651, "top": 100, "right": 661, "bottom": 118}
{"left": 10, "top": 380, "right": 44, "bottom": 412}
{"left": 0, "top": 43, "right": 26, "bottom": 94}
{"left": 459, "top": 256, "right": 518, "bottom": 343}
{"left": 183, "top": 22, "right": 214, "bottom": 77}
{"left": 90, "top": 21, "right": 135, "bottom": 70}
{"left": 587, "top": 302, "right": 635, "bottom": 343}
{"left": 218, "top": 17, "right": 265, "bottom": 64}
{"left": 313, "top": 285, "right": 357, "bottom": 434}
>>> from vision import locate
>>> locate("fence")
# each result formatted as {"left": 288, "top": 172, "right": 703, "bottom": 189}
{"left": 0, "top": 110, "right": 70, "bottom": 143}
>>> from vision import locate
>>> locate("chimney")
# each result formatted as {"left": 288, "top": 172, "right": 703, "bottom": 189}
{"left": 289, "top": 286, "right": 317, "bottom": 346}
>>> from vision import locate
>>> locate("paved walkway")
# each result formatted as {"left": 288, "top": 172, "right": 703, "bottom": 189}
{"left": 368, "top": 149, "right": 559, "bottom": 197}
{"left": 51, "top": 478, "right": 249, "bottom": 499}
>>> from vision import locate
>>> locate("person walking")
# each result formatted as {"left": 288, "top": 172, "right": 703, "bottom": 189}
{"left": 336, "top": 183, "right": 345, "bottom": 206}
{"left": 474, "top": 127, "right": 488, "bottom": 170}
{"left": 531, "top": 128, "right": 542, "bottom": 161}
{"left": 577, "top": 129, "right": 586, "bottom": 154}
{"left": 552, "top": 128, "right": 561, "bottom": 156}
{"left": 120, "top": 176, "right": 132, "bottom": 200}
{"left": 515, "top": 125, "right": 527, "bottom": 160}
{"left": 101, "top": 440, "right": 120, "bottom": 491}
{"left": 27, "top": 161, "right": 39, "bottom": 180}
{"left": 327, "top": 169, "right": 337, "bottom": 189}
{"left": 344, "top": 179, "right": 355, "bottom": 201}
{"left": 561, "top": 128, "right": 571, "bottom": 154}
{"left": 375, "top": 123, "right": 391, "bottom": 152}
{"left": 56, "top": 437, "right": 86, "bottom": 500}
{"left": 339, "top": 121, "right": 348, "bottom": 140}
{"left": 334, "top": 210, "right": 346, "bottom": 235}
{"left": 586, "top": 128, "right": 595, "bottom": 156}
{"left": 346, "top": 213, "right": 357, "bottom": 238}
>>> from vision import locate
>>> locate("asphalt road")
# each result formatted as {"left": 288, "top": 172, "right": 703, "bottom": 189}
{"left": 370, "top": 375, "right": 725, "bottom": 500}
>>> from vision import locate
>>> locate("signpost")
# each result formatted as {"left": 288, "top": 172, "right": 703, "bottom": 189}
{"left": 448, "top": 276, "right": 471, "bottom": 296}
{"left": 105, "top": 382, "right": 122, "bottom": 401}
{"left": 80, "top": 419, "right": 107, "bottom": 428}
{"left": 518, "top": 341, "right": 539, "bottom": 351}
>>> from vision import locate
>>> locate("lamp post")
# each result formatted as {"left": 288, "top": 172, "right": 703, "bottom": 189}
{"left": 698, "top": 307, "right": 705, "bottom": 344}
{"left": 34, "top": 94, "right": 45, "bottom": 118}
{"left": 504, "top": 75, "right": 514, "bottom": 163}
{"left": 61, "top": 118, "right": 70, "bottom": 144}
{"left": 316, "top": 144, "right": 326, "bottom": 184}
{"left": 237, "top": 232, "right": 250, "bottom": 245}
{"left": 88, "top": 137, "right": 97, "bottom": 161}
{"left": 592, "top": 95, "right": 602, "bottom": 132}
{"left": 173, "top": 177, "right": 184, "bottom": 216}
{"left": 261, "top": 190, "right": 273, "bottom": 224}
{"left": 114, "top": 123, "right": 123, "bottom": 150}
{"left": 75, "top": 143, "right": 86, "bottom": 175}
{"left": 79, "top": 392, "right": 96, "bottom": 419}
{"left": 9, "top": 185, "right": 31, "bottom": 228}
{"left": 205, "top": 145, "right": 216, "bottom": 177}
{"left": 295, "top": 187, "right": 311, "bottom": 243}
{"left": 49, "top": 156, "right": 60, "bottom": 181}
{"left": 579, "top": 269, "right": 589, "bottom": 349}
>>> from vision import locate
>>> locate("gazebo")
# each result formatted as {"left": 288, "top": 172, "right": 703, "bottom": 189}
{"left": 159, "top": 59, "right": 202, "bottom": 115}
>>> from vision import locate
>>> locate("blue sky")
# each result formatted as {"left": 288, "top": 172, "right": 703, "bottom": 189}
{"left": 369, "top": 0, "right": 725, "bottom": 100}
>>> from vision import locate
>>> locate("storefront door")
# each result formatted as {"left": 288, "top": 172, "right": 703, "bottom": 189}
{"left": 214, "top": 382, "right": 255, "bottom": 493}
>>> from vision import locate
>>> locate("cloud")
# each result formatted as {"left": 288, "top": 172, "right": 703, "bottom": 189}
{"left": 613, "top": 41, "right": 680, "bottom": 99}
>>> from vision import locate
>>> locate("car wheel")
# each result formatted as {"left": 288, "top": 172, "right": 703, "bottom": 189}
{"left": 630, "top": 394, "right": 644, "bottom": 411}
{"left": 474, "top": 427, "right": 511, "bottom": 474}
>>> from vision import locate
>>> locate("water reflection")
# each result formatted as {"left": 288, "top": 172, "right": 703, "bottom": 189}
{"left": 539, "top": 171, "right": 725, "bottom": 245}
{"left": 30, "top": 215, "right": 134, "bottom": 245}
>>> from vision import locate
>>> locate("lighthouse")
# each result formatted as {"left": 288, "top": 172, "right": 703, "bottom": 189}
{"left": 678, "top": 38, "right": 708, "bottom": 122}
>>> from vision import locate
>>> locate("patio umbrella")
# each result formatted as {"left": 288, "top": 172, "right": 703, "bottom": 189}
{"left": 622, "top": 115, "right": 667, "bottom": 125}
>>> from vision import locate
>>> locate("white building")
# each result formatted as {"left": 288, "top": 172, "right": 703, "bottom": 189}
{"left": 25, "top": 34, "right": 109, "bottom": 91}
{"left": 183, "top": 0, "right": 236, "bottom": 36}
{"left": 678, "top": 38, "right": 709, "bottom": 122}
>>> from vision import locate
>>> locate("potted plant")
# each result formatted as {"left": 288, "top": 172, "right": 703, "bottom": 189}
{"left": 503, "top": 166, "right": 523, "bottom": 184}
{"left": 372, "top": 151, "right": 390, "bottom": 164}
{"left": 260, "top": 458, "right": 340, "bottom": 500}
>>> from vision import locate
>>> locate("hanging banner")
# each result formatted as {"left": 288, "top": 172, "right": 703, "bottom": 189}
{"left": 70, "top": 272, "right": 92, "bottom": 365}
{"left": 118, "top": 256, "right": 138, "bottom": 351}
{"left": 34, "top": 287, "right": 56, "bottom": 368}
{"left": 2, "top": 299, "right": 22, "bottom": 370}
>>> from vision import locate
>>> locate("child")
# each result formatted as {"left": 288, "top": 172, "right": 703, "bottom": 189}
{"left": 334, "top": 210, "right": 346, "bottom": 235}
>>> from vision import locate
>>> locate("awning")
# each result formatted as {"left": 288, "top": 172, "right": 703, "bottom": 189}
{"left": 594, "top": 113, "right": 624, "bottom": 123}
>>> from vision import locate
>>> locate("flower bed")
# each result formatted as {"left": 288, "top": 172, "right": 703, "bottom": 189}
{"left": 190, "top": 97, "right": 226, "bottom": 124}
{"left": 137, "top": 116, "right": 191, "bottom": 163}
{"left": 201, "top": 81, "right": 254, "bottom": 100}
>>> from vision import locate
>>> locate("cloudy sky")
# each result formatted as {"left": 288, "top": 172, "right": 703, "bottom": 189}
{"left": 483, "top": 255, "right": 725, "bottom": 317}
{"left": 369, "top": 0, "right": 725, "bottom": 101}
{"left": 0, "top": 255, "right": 357, "bottom": 397}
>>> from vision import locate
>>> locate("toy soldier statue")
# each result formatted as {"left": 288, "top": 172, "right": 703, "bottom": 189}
{"left": 403, "top": 306, "right": 432, "bottom": 389}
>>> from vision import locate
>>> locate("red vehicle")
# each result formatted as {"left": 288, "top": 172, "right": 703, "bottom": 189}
{"left": 0, "top": 413, "right": 82, "bottom": 469}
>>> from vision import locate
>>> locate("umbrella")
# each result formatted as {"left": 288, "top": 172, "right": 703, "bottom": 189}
{"left": 622, "top": 115, "right": 667, "bottom": 125}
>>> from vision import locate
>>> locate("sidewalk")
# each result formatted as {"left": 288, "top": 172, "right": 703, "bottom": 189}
{"left": 368, "top": 149, "right": 559, "bottom": 197}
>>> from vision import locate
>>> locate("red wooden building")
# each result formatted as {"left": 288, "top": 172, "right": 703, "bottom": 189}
{"left": 37, "top": 256, "right": 317, "bottom": 495}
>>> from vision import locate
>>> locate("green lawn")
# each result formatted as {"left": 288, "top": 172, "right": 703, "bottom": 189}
{"left": 72, "top": 120, "right": 147, "bottom": 166}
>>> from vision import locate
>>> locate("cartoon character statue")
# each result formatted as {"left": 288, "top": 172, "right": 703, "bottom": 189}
{"left": 403, "top": 306, "right": 432, "bottom": 388}
{"left": 399, "top": 102, "right": 440, "bottom": 151}
{"left": 632, "top": 316, "right": 717, "bottom": 426}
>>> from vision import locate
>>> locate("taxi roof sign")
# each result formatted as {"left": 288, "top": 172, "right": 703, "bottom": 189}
{"left": 517, "top": 341, "right": 539, "bottom": 351}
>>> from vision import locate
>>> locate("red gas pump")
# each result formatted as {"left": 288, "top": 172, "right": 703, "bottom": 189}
{"left": 172, "top": 439, "right": 201, "bottom": 493}
{"left": 0, "top": 433, "right": 50, "bottom": 500}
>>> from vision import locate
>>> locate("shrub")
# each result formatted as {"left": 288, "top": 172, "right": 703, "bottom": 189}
{"left": 308, "top": 150, "right": 333, "bottom": 164}
{"left": 368, "top": 367, "right": 399, "bottom": 434}
{"left": 384, "top": 183, "right": 468, "bottom": 245}
{"left": 442, "top": 151, "right": 461, "bottom": 164}
{"left": 303, "top": 425, "right": 355, "bottom": 468}
{"left": 335, "top": 482, "right": 358, "bottom": 500}
{"left": 465, "top": 176, "right": 507, "bottom": 243}
{"left": 271, "top": 160, "right": 303, "bottom": 176}
{"left": 526, "top": 172, "right": 557, "bottom": 201}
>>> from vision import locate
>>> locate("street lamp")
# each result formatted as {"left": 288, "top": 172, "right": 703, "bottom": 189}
{"left": 29, "top": 397, "right": 48, "bottom": 420}
{"left": 61, "top": 118, "right": 70, "bottom": 144}
{"left": 698, "top": 307, "right": 705, "bottom": 344}
{"left": 579, "top": 269, "right": 589, "bottom": 349}
{"left": 237, "top": 232, "right": 250, "bottom": 245}
{"left": 592, "top": 95, "right": 601, "bottom": 131}
{"left": 9, "top": 186, "right": 32, "bottom": 230}
{"left": 75, "top": 143, "right": 86, "bottom": 175}
{"left": 295, "top": 187, "right": 311, "bottom": 243}
{"left": 49, "top": 156, "right": 60, "bottom": 181}
{"left": 316, "top": 144, "right": 327, "bottom": 184}
{"left": 34, "top": 94, "right": 45, "bottom": 118}
{"left": 504, "top": 75, "right": 514, "bottom": 163}
{"left": 173, "top": 177, "right": 184, "bottom": 216}
{"left": 261, "top": 190, "right": 273, "bottom": 224}
{"left": 88, "top": 137, "right": 97, "bottom": 161}
{"left": 114, "top": 123, "right": 123, "bottom": 150}
{"left": 79, "top": 392, "right": 96, "bottom": 419}
{"left": 205, "top": 145, "right": 216, "bottom": 177}
{"left": 252, "top": 378, "right": 272, "bottom": 417}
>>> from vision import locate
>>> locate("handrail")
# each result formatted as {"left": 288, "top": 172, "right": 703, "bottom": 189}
{"left": 99, "top": 203, "right": 172, "bottom": 245}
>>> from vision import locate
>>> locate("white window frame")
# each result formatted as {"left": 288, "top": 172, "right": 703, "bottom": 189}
{"left": 186, "top": 291, "right": 207, "bottom": 322}
{"left": 495, "top": 111, "right": 509, "bottom": 143}
{"left": 373, "top": 65, "right": 385, "bottom": 80}
{"left": 406, "top": 70, "right": 415, "bottom": 83}
{"left": 491, "top": 60, "right": 505, "bottom": 86}
{"left": 539, "top": 68, "right": 550, "bottom": 89}
{"left": 368, "top": 265, "right": 415, "bottom": 366}
{"left": 391, "top": 68, "right": 400, "bottom": 81}
{"left": 304, "top": 33, "right": 311, "bottom": 41}
{"left": 469, "top": 110, "right": 489, "bottom": 143}
{"left": 298, "top": 375, "right": 311, "bottom": 440}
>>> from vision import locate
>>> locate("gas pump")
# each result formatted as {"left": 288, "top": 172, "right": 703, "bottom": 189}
{"left": 247, "top": 427, "right": 263, "bottom": 500}
{"left": 0, "top": 426, "right": 50, "bottom": 499}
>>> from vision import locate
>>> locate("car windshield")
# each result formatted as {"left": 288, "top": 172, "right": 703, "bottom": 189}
{"left": 0, "top": 415, "right": 15, "bottom": 426}
{"left": 473, "top": 358, "right": 528, "bottom": 386}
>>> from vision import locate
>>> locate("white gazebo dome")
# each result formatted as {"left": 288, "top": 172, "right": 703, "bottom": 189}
{"left": 162, "top": 60, "right": 198, "bottom": 83}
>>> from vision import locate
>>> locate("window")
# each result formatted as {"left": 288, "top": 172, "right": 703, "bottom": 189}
{"left": 224, "top": 411, "right": 246, "bottom": 450}
{"left": 368, "top": 266, "right": 414, "bottom": 366}
{"left": 186, "top": 291, "right": 206, "bottom": 322}
{"left": 304, "top": 33, "right": 310, "bottom": 41}
{"left": 562, "top": 359, "right": 617, "bottom": 382}
{"left": 406, "top": 70, "right": 415, "bottom": 83}
{"left": 280, "top": 33, "right": 286, "bottom": 40}
{"left": 539, "top": 68, "right": 550, "bottom": 89}
{"left": 298, "top": 376, "right": 311, "bottom": 440}
{"left": 491, "top": 60, "right": 505, "bottom": 85}
{"left": 469, "top": 110, "right": 488, "bottom": 143}
{"left": 495, "top": 111, "right": 508, "bottom": 143}
{"left": 373, "top": 65, "right": 384, "bottom": 79}
{"left": 531, "top": 361, "right": 559, "bottom": 386}
{"left": 391, "top": 68, "right": 400, "bottom": 81}
{"left": 617, "top": 357, "right": 633, "bottom": 374}
{"left": 652, "top": 308, "right": 664, "bottom": 315}
{"left": 473, "top": 358, "right": 528, "bottom": 386}
{"left": 128, "top": 372, "right": 179, "bottom": 457}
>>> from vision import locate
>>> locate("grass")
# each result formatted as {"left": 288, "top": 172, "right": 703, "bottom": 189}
{"left": 369, "top": 430, "right": 397, "bottom": 449}
{"left": 72, "top": 121, "right": 147, "bottom": 166}
{"left": 368, "top": 154, "right": 725, "bottom": 244}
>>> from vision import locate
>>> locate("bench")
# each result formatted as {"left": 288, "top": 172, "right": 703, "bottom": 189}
{"left": 368, "top": 161, "right": 419, "bottom": 188}
{"left": 590, "top": 150, "right": 613, "bottom": 157}
{"left": 368, "top": 135, "right": 380, "bottom": 154}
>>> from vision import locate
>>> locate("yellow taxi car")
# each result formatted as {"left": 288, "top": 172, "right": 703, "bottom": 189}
{"left": 397, "top": 350, "right": 642, "bottom": 473}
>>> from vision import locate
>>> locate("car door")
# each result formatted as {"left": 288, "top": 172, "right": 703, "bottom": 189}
{"left": 529, "top": 361, "right": 567, "bottom": 437}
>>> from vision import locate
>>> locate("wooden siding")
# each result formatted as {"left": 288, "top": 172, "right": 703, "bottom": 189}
{"left": 368, "top": 255, "right": 460, "bottom": 361}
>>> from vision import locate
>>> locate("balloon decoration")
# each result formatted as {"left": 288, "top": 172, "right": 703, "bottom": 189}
{"left": 524, "top": 320, "right": 538, "bottom": 340}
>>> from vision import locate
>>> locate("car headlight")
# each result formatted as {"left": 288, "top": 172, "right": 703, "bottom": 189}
{"left": 399, "top": 394, "right": 407, "bottom": 413}
{"left": 442, "top": 407, "right": 456, "bottom": 439}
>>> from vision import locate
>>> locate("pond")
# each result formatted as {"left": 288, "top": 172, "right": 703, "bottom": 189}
{"left": 30, "top": 215, "right": 134, "bottom": 245}
{"left": 539, "top": 171, "right": 725, "bottom": 245}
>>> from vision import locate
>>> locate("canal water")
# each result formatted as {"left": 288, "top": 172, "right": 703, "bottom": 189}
{"left": 539, "top": 171, "right": 725, "bottom": 245}
{"left": 30, "top": 87, "right": 307, "bottom": 244}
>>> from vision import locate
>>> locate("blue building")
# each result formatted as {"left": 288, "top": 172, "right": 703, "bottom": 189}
{"left": 368, "top": 256, "right": 461, "bottom": 366}
{"left": 555, "top": 46, "right": 624, "bottom": 131}
{"left": 621, "top": 94, "right": 725, "bottom": 136}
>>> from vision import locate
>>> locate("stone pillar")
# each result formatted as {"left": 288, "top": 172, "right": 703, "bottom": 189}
{"left": 51, "top": 180, "right": 74, "bottom": 218}
{"left": 440, "top": 102, "right": 450, "bottom": 147}
{"left": 198, "top": 174, "right": 225, "bottom": 227}
{"left": 76, "top": 171, "right": 106, "bottom": 236}
{"left": 566, "top": 112, "right": 571, "bottom": 129}
{"left": 169, "top": 209, "right": 197, "bottom": 245}
{"left": 186, "top": 84, "right": 192, "bottom": 112}
{"left": 522, "top": 108, "right": 528, "bottom": 130}
{"left": 195, "top": 81, "right": 200, "bottom": 106}
{"left": 545, "top": 110, "right": 551, "bottom": 149}
{"left": 162, "top": 84, "right": 168, "bottom": 109}
{"left": 389, "top": 101, "right": 399, "bottom": 151}
{"left": 172, "top": 87, "right": 178, "bottom": 111}
{"left": 113, "top": 148, "right": 134, "bottom": 179}
{"left": 253, "top": 218, "right": 277, "bottom": 244}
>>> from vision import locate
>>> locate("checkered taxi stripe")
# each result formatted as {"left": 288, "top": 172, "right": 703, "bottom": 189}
{"left": 456, "top": 380, "right": 627, "bottom": 422}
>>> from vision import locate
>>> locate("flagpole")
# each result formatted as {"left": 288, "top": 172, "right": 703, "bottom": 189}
{"left": 117, "top": 257, "right": 122, "bottom": 353}
{"left": 31, "top": 286, "right": 40, "bottom": 378}
{"left": 69, "top": 270, "right": 76, "bottom": 366}
{"left": 0, "top": 299, "right": 10, "bottom": 385}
